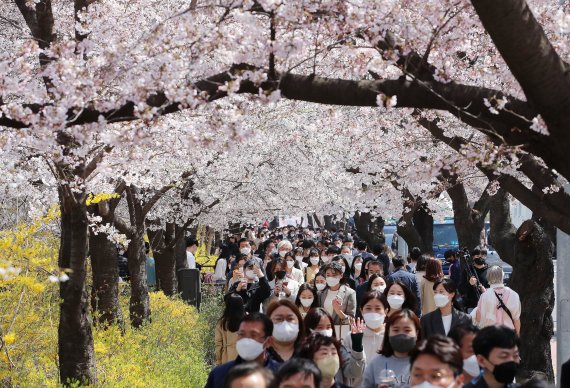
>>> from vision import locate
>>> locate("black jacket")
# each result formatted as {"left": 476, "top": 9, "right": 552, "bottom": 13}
{"left": 458, "top": 265, "right": 489, "bottom": 309}
{"left": 420, "top": 307, "right": 471, "bottom": 339}
{"left": 227, "top": 276, "right": 271, "bottom": 314}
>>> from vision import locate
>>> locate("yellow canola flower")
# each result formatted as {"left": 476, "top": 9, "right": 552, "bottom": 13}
{"left": 85, "top": 193, "right": 120, "bottom": 206}
{"left": 3, "top": 332, "right": 16, "bottom": 345}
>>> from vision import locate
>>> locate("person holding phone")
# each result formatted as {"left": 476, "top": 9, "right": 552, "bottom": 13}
{"left": 227, "top": 258, "right": 271, "bottom": 314}
{"left": 264, "top": 258, "right": 300, "bottom": 311}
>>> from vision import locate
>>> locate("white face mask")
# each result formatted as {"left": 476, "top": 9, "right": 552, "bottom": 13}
{"left": 354, "top": 263, "right": 362, "bottom": 270}
{"left": 286, "top": 260, "right": 295, "bottom": 268}
{"left": 411, "top": 382, "right": 445, "bottom": 388}
{"left": 278, "top": 250, "right": 287, "bottom": 257}
{"left": 326, "top": 276, "right": 340, "bottom": 288}
{"left": 463, "top": 354, "right": 481, "bottom": 377}
{"left": 342, "top": 253, "right": 352, "bottom": 261}
{"left": 362, "top": 312, "right": 385, "bottom": 329}
{"left": 387, "top": 294, "right": 405, "bottom": 309}
{"left": 372, "top": 285, "right": 386, "bottom": 293}
{"left": 335, "top": 243, "right": 342, "bottom": 248}
{"left": 272, "top": 321, "right": 299, "bottom": 343}
{"left": 315, "top": 283, "right": 326, "bottom": 291}
{"left": 300, "top": 298, "right": 314, "bottom": 307}
{"left": 311, "top": 328, "right": 333, "bottom": 337}
{"left": 321, "top": 256, "right": 331, "bottom": 263}
{"left": 239, "top": 247, "right": 251, "bottom": 255}
{"left": 434, "top": 293, "right": 450, "bottom": 308}
{"left": 310, "top": 257, "right": 320, "bottom": 266}
{"left": 245, "top": 270, "right": 256, "bottom": 280}
{"left": 295, "top": 256, "right": 304, "bottom": 262}
{"left": 235, "top": 338, "right": 264, "bottom": 361}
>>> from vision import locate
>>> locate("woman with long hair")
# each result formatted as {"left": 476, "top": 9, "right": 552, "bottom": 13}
{"left": 295, "top": 283, "right": 319, "bottom": 317}
{"left": 215, "top": 293, "right": 245, "bottom": 364}
{"left": 362, "top": 309, "right": 421, "bottom": 388}
{"left": 421, "top": 258, "right": 444, "bottom": 315}
{"left": 384, "top": 281, "right": 418, "bottom": 317}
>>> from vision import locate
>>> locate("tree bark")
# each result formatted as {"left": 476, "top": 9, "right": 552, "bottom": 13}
{"left": 489, "top": 188, "right": 554, "bottom": 382}
{"left": 446, "top": 180, "right": 491, "bottom": 250}
{"left": 354, "top": 211, "right": 385, "bottom": 248}
{"left": 126, "top": 227, "right": 149, "bottom": 328}
{"left": 58, "top": 188, "right": 95, "bottom": 385}
{"left": 397, "top": 193, "right": 434, "bottom": 254}
{"left": 89, "top": 230, "right": 122, "bottom": 328}
{"left": 147, "top": 222, "right": 177, "bottom": 296}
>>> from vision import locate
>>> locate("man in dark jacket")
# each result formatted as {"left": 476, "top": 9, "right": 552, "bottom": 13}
{"left": 387, "top": 256, "right": 422, "bottom": 316}
{"left": 458, "top": 248, "right": 489, "bottom": 311}
{"left": 227, "top": 258, "right": 271, "bottom": 314}
{"left": 205, "top": 313, "right": 280, "bottom": 388}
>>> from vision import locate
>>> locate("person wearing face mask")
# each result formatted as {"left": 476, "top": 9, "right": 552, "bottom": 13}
{"left": 387, "top": 257, "right": 422, "bottom": 316}
{"left": 265, "top": 258, "right": 301, "bottom": 310}
{"left": 294, "top": 247, "right": 309, "bottom": 269}
{"left": 237, "top": 237, "right": 265, "bottom": 272}
{"left": 365, "top": 273, "right": 387, "bottom": 294}
{"left": 459, "top": 248, "right": 490, "bottom": 312}
{"left": 449, "top": 323, "right": 481, "bottom": 381}
{"left": 420, "top": 279, "right": 471, "bottom": 339}
{"left": 266, "top": 299, "right": 305, "bottom": 362}
{"left": 355, "top": 260, "right": 384, "bottom": 309}
{"left": 361, "top": 309, "right": 421, "bottom": 388}
{"left": 284, "top": 252, "right": 305, "bottom": 285}
{"left": 343, "top": 291, "right": 390, "bottom": 386}
{"left": 305, "top": 249, "right": 321, "bottom": 283}
{"left": 409, "top": 335, "right": 465, "bottom": 388}
{"left": 303, "top": 307, "right": 366, "bottom": 386}
{"left": 421, "top": 258, "right": 445, "bottom": 316}
{"left": 384, "top": 281, "right": 419, "bottom": 318}
{"left": 300, "top": 333, "right": 350, "bottom": 388}
{"left": 227, "top": 259, "right": 271, "bottom": 314}
{"left": 295, "top": 283, "right": 319, "bottom": 318}
{"left": 331, "top": 256, "right": 355, "bottom": 290}
{"left": 321, "top": 246, "right": 339, "bottom": 266}
{"left": 351, "top": 255, "right": 364, "bottom": 284}
{"left": 339, "top": 245, "right": 354, "bottom": 267}
{"left": 464, "top": 326, "right": 520, "bottom": 388}
{"left": 317, "top": 263, "right": 356, "bottom": 340}
{"left": 313, "top": 272, "right": 328, "bottom": 293}
{"left": 205, "top": 313, "right": 280, "bottom": 388}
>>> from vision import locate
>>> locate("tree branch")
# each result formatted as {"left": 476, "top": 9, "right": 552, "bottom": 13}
{"left": 470, "top": 0, "right": 570, "bottom": 136}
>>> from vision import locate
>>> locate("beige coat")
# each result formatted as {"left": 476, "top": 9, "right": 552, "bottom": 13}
{"left": 214, "top": 321, "right": 238, "bottom": 365}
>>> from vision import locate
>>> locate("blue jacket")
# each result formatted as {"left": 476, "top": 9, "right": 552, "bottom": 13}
{"left": 387, "top": 268, "right": 422, "bottom": 316}
{"left": 204, "top": 354, "right": 281, "bottom": 388}
{"left": 449, "top": 260, "right": 461, "bottom": 287}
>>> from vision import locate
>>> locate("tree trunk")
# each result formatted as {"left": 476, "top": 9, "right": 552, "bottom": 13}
{"left": 175, "top": 224, "right": 188, "bottom": 271}
{"left": 89, "top": 230, "right": 122, "bottom": 328}
{"left": 58, "top": 189, "right": 95, "bottom": 385}
{"left": 354, "top": 211, "right": 385, "bottom": 248}
{"left": 147, "top": 223, "right": 177, "bottom": 296}
{"left": 446, "top": 182, "right": 490, "bottom": 251}
{"left": 126, "top": 228, "right": 150, "bottom": 328}
{"left": 307, "top": 213, "right": 314, "bottom": 228}
{"left": 490, "top": 189, "right": 554, "bottom": 382}
{"left": 412, "top": 204, "right": 433, "bottom": 252}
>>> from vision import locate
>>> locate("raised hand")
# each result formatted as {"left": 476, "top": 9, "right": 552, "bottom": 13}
{"left": 351, "top": 317, "right": 365, "bottom": 334}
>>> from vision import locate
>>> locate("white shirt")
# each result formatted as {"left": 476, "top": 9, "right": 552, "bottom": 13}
{"left": 268, "top": 278, "right": 300, "bottom": 301}
{"left": 186, "top": 250, "right": 196, "bottom": 269}
{"left": 324, "top": 289, "right": 339, "bottom": 316}
{"left": 213, "top": 258, "right": 227, "bottom": 281}
{"left": 287, "top": 267, "right": 305, "bottom": 284}
{"left": 441, "top": 313, "right": 453, "bottom": 335}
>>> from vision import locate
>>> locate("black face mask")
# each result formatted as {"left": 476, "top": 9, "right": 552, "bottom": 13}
{"left": 474, "top": 257, "right": 485, "bottom": 265}
{"left": 492, "top": 361, "right": 518, "bottom": 384}
{"left": 275, "top": 271, "right": 286, "bottom": 280}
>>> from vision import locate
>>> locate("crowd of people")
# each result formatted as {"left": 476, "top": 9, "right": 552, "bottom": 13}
{"left": 202, "top": 225, "right": 535, "bottom": 388}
